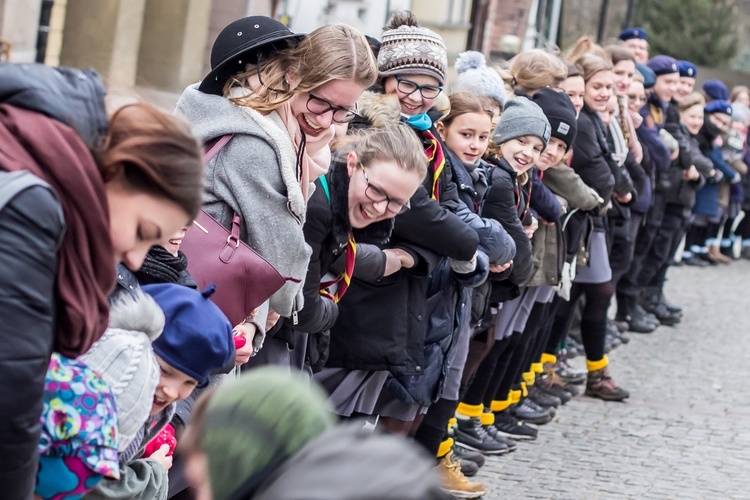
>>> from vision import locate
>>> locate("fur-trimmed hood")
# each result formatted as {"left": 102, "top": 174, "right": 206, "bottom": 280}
{"left": 351, "top": 91, "right": 402, "bottom": 131}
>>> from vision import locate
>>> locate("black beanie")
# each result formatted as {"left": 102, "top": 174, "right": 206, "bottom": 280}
{"left": 532, "top": 87, "right": 578, "bottom": 150}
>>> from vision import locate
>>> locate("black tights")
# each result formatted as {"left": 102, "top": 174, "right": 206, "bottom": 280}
{"left": 550, "top": 281, "right": 613, "bottom": 362}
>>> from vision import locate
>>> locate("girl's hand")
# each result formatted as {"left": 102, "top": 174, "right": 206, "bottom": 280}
{"left": 382, "top": 249, "right": 404, "bottom": 276}
{"left": 490, "top": 260, "right": 512, "bottom": 273}
{"left": 150, "top": 444, "right": 173, "bottom": 471}
{"left": 232, "top": 321, "right": 257, "bottom": 366}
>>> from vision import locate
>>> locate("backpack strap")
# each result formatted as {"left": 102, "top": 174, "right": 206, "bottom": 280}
{"left": 0, "top": 171, "right": 54, "bottom": 212}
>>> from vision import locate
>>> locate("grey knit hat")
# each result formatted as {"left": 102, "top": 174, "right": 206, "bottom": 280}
{"left": 453, "top": 51, "right": 506, "bottom": 107}
{"left": 493, "top": 97, "right": 551, "bottom": 148}
{"left": 80, "top": 291, "right": 164, "bottom": 452}
{"left": 377, "top": 24, "right": 447, "bottom": 85}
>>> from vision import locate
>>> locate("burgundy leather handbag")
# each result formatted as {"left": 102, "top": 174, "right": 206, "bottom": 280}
{"left": 180, "top": 134, "right": 300, "bottom": 326}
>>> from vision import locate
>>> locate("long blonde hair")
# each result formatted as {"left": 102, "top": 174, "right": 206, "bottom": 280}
{"left": 226, "top": 24, "right": 377, "bottom": 113}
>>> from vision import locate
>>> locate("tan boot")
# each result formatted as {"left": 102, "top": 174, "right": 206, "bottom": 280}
{"left": 435, "top": 451, "right": 486, "bottom": 498}
{"left": 708, "top": 245, "right": 732, "bottom": 264}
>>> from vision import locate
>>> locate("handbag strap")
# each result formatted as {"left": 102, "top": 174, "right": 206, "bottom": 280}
{"left": 203, "top": 134, "right": 234, "bottom": 165}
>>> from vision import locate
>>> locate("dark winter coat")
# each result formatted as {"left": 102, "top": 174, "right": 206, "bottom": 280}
{"left": 276, "top": 162, "right": 392, "bottom": 371}
{"left": 665, "top": 124, "right": 711, "bottom": 214}
{"left": 480, "top": 156, "right": 534, "bottom": 303}
{"left": 694, "top": 120, "right": 739, "bottom": 217}
{"left": 326, "top": 93, "right": 478, "bottom": 375}
{"left": 0, "top": 64, "right": 109, "bottom": 499}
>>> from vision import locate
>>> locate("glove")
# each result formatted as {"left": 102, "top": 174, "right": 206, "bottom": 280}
{"left": 142, "top": 424, "right": 177, "bottom": 458}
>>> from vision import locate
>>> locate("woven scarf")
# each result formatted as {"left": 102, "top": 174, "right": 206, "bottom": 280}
{"left": 319, "top": 234, "right": 357, "bottom": 303}
{"left": 422, "top": 129, "right": 446, "bottom": 201}
{"left": 134, "top": 245, "right": 187, "bottom": 285}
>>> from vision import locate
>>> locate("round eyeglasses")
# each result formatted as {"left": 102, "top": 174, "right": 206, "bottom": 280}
{"left": 306, "top": 93, "right": 360, "bottom": 123}
{"left": 395, "top": 77, "right": 443, "bottom": 99}
{"left": 359, "top": 164, "right": 410, "bottom": 215}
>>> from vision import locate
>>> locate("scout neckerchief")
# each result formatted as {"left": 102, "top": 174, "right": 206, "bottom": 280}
{"left": 318, "top": 175, "right": 357, "bottom": 303}
{"left": 422, "top": 129, "right": 446, "bottom": 201}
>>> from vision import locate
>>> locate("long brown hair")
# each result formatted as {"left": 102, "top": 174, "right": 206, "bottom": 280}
{"left": 96, "top": 103, "right": 204, "bottom": 219}
{"left": 227, "top": 24, "right": 377, "bottom": 113}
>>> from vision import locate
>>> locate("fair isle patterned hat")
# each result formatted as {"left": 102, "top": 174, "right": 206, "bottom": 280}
{"left": 377, "top": 24, "right": 447, "bottom": 85}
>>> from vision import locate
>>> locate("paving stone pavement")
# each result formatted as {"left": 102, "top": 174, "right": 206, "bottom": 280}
{"left": 474, "top": 260, "right": 750, "bottom": 499}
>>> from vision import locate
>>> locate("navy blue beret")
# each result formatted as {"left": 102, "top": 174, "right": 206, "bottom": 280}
{"left": 677, "top": 60, "right": 697, "bottom": 79}
{"left": 705, "top": 99, "right": 732, "bottom": 116}
{"left": 647, "top": 55, "right": 679, "bottom": 76}
{"left": 703, "top": 80, "right": 730, "bottom": 101}
{"left": 144, "top": 283, "right": 235, "bottom": 388}
{"left": 636, "top": 63, "right": 656, "bottom": 89}
{"left": 618, "top": 27, "right": 648, "bottom": 41}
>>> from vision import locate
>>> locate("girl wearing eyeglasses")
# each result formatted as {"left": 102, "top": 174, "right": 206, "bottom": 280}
{"left": 274, "top": 124, "right": 427, "bottom": 374}
{"left": 318, "top": 10, "right": 485, "bottom": 459}
{"left": 176, "top": 18, "right": 377, "bottom": 364}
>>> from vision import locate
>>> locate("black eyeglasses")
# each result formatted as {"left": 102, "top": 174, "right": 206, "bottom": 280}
{"left": 394, "top": 77, "right": 443, "bottom": 99}
{"left": 306, "top": 93, "right": 359, "bottom": 123}
{"left": 359, "top": 164, "right": 410, "bottom": 215}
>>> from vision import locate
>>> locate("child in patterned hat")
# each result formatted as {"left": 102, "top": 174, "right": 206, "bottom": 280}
{"left": 35, "top": 354, "right": 120, "bottom": 499}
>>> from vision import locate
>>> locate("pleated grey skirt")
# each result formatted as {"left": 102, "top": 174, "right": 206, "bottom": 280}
{"left": 493, "top": 286, "right": 542, "bottom": 341}
{"left": 313, "top": 368, "right": 389, "bottom": 417}
{"left": 573, "top": 230, "right": 611, "bottom": 284}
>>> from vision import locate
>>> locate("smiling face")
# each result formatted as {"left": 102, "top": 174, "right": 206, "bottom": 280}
{"left": 151, "top": 355, "right": 199, "bottom": 415}
{"left": 680, "top": 104, "right": 704, "bottom": 135}
{"left": 383, "top": 74, "right": 441, "bottom": 116}
{"left": 613, "top": 60, "right": 636, "bottom": 97}
{"left": 536, "top": 136, "right": 567, "bottom": 171}
{"left": 559, "top": 75, "right": 585, "bottom": 117}
{"left": 624, "top": 38, "right": 649, "bottom": 64}
{"left": 346, "top": 152, "right": 422, "bottom": 229}
{"left": 653, "top": 72, "right": 679, "bottom": 103}
{"left": 500, "top": 136, "right": 545, "bottom": 173}
{"left": 627, "top": 80, "right": 646, "bottom": 114}
{"left": 106, "top": 178, "right": 190, "bottom": 271}
{"left": 584, "top": 70, "right": 614, "bottom": 112}
{"left": 676, "top": 77, "right": 696, "bottom": 103}
{"left": 436, "top": 111, "right": 492, "bottom": 165}
{"left": 287, "top": 79, "right": 365, "bottom": 137}
{"left": 708, "top": 112, "right": 732, "bottom": 133}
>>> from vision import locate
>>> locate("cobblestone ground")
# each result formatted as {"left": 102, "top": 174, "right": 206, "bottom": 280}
{"left": 475, "top": 260, "right": 750, "bottom": 499}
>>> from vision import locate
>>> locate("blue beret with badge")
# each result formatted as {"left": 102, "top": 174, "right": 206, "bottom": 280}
{"left": 647, "top": 55, "right": 679, "bottom": 76}
{"left": 705, "top": 100, "right": 732, "bottom": 116}
{"left": 618, "top": 27, "right": 648, "bottom": 41}
{"left": 677, "top": 60, "right": 697, "bottom": 79}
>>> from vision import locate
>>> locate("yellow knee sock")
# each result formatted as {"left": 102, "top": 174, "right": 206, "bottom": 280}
{"left": 480, "top": 411, "right": 495, "bottom": 426}
{"left": 510, "top": 389, "right": 522, "bottom": 404}
{"left": 456, "top": 402, "right": 483, "bottom": 418}
{"left": 437, "top": 437, "right": 454, "bottom": 458}
{"left": 490, "top": 398, "right": 512, "bottom": 412}
{"left": 540, "top": 353, "right": 557, "bottom": 365}
{"left": 522, "top": 371, "right": 536, "bottom": 386}
{"left": 531, "top": 362, "right": 544, "bottom": 374}
{"left": 586, "top": 355, "right": 609, "bottom": 372}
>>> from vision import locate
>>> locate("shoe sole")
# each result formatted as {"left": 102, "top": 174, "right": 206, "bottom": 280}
{"left": 585, "top": 390, "right": 630, "bottom": 402}
{"left": 442, "top": 488, "right": 487, "bottom": 499}
{"left": 453, "top": 439, "right": 510, "bottom": 455}
{"left": 493, "top": 429, "right": 537, "bottom": 440}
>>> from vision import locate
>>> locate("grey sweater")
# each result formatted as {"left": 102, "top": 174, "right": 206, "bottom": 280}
{"left": 175, "top": 86, "right": 312, "bottom": 343}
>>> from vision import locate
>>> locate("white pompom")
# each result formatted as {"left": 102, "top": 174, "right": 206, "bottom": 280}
{"left": 455, "top": 51, "right": 487, "bottom": 74}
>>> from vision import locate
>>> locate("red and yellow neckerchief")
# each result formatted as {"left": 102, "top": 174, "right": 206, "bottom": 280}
{"left": 422, "top": 129, "right": 445, "bottom": 201}
{"left": 319, "top": 233, "right": 357, "bottom": 303}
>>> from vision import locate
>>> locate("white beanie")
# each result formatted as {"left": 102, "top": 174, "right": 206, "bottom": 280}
{"left": 453, "top": 51, "right": 506, "bottom": 107}
{"left": 80, "top": 291, "right": 164, "bottom": 452}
